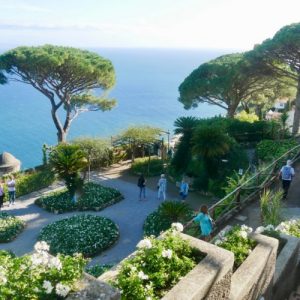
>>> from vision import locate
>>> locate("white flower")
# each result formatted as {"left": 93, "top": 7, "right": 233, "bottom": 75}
{"left": 131, "top": 266, "right": 137, "bottom": 272}
{"left": 0, "top": 268, "right": 7, "bottom": 285}
{"left": 171, "top": 222, "right": 184, "bottom": 232}
{"left": 214, "top": 239, "right": 222, "bottom": 245}
{"left": 162, "top": 249, "right": 173, "bottom": 259}
{"left": 31, "top": 251, "right": 50, "bottom": 267}
{"left": 137, "top": 271, "right": 149, "bottom": 280}
{"left": 43, "top": 280, "right": 53, "bottom": 294}
{"left": 238, "top": 230, "right": 248, "bottom": 239}
{"left": 265, "top": 224, "right": 275, "bottom": 231}
{"left": 146, "top": 297, "right": 152, "bottom": 300}
{"left": 137, "top": 238, "right": 152, "bottom": 249}
{"left": 56, "top": 283, "right": 70, "bottom": 297}
{"left": 241, "top": 224, "right": 253, "bottom": 234}
{"left": 34, "top": 241, "right": 50, "bottom": 253}
{"left": 255, "top": 226, "right": 265, "bottom": 234}
{"left": 49, "top": 257, "right": 62, "bottom": 270}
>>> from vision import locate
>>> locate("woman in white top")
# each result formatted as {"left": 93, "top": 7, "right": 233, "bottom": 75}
{"left": 157, "top": 174, "right": 167, "bottom": 201}
{"left": 7, "top": 175, "right": 16, "bottom": 206}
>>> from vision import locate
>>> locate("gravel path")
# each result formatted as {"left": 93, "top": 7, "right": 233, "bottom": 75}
{"left": 0, "top": 169, "right": 162, "bottom": 266}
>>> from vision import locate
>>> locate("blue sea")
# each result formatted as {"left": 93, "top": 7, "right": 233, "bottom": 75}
{"left": 0, "top": 48, "right": 227, "bottom": 168}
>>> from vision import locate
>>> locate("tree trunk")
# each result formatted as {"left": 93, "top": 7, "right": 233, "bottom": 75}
{"left": 226, "top": 104, "right": 237, "bottom": 118}
{"left": 292, "top": 81, "right": 300, "bottom": 135}
{"left": 57, "top": 130, "right": 67, "bottom": 143}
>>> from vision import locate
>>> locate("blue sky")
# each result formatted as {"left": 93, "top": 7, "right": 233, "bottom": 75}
{"left": 0, "top": 0, "right": 300, "bottom": 49}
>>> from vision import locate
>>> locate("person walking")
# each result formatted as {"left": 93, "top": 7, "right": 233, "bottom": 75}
{"left": 185, "top": 205, "right": 213, "bottom": 241}
{"left": 279, "top": 159, "right": 295, "bottom": 199}
{"left": 7, "top": 175, "right": 16, "bottom": 206}
{"left": 179, "top": 178, "right": 189, "bottom": 202}
{"left": 157, "top": 174, "right": 167, "bottom": 201}
{"left": 137, "top": 174, "right": 146, "bottom": 200}
{"left": 0, "top": 181, "right": 4, "bottom": 209}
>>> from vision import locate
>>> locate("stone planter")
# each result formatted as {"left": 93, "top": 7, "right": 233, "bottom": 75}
{"left": 99, "top": 233, "right": 234, "bottom": 300}
{"left": 67, "top": 272, "right": 120, "bottom": 300}
{"left": 272, "top": 233, "right": 300, "bottom": 300}
{"left": 229, "top": 233, "right": 278, "bottom": 300}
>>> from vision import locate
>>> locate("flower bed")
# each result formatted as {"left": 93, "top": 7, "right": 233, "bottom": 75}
{"left": 0, "top": 242, "right": 86, "bottom": 299}
{"left": 38, "top": 215, "right": 119, "bottom": 257}
{"left": 143, "top": 201, "right": 193, "bottom": 237}
{"left": 112, "top": 224, "right": 205, "bottom": 299}
{"left": 85, "top": 264, "right": 113, "bottom": 278}
{"left": 276, "top": 219, "right": 300, "bottom": 237}
{"left": 214, "top": 225, "right": 256, "bottom": 269}
{"left": 0, "top": 212, "right": 25, "bottom": 242}
{"left": 35, "top": 182, "right": 123, "bottom": 214}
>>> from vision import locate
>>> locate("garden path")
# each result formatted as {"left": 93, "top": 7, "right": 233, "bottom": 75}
{"left": 0, "top": 163, "right": 163, "bottom": 266}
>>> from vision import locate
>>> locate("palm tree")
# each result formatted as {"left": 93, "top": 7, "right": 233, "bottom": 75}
{"left": 49, "top": 144, "right": 88, "bottom": 200}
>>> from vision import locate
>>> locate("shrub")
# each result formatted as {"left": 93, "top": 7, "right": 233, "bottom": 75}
{"left": 35, "top": 182, "right": 123, "bottom": 214}
{"left": 113, "top": 228, "right": 205, "bottom": 299}
{"left": 38, "top": 215, "right": 119, "bottom": 257}
{"left": 85, "top": 264, "right": 113, "bottom": 278}
{"left": 0, "top": 212, "right": 25, "bottom": 242}
{"left": 143, "top": 201, "right": 193, "bottom": 236}
{"left": 256, "top": 139, "right": 298, "bottom": 162}
{"left": 235, "top": 110, "right": 259, "bottom": 123}
{"left": 0, "top": 243, "right": 86, "bottom": 299}
{"left": 214, "top": 225, "right": 256, "bottom": 269}
{"left": 276, "top": 219, "right": 300, "bottom": 238}
{"left": 131, "top": 156, "right": 164, "bottom": 176}
{"left": 260, "top": 189, "right": 283, "bottom": 226}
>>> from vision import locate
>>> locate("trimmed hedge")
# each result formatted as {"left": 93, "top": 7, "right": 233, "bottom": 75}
{"left": 0, "top": 212, "right": 25, "bottom": 242}
{"left": 131, "top": 156, "right": 164, "bottom": 177}
{"left": 35, "top": 182, "right": 123, "bottom": 214}
{"left": 38, "top": 215, "right": 119, "bottom": 257}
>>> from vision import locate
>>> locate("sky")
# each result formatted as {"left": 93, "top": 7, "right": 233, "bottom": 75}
{"left": 0, "top": 0, "right": 300, "bottom": 50}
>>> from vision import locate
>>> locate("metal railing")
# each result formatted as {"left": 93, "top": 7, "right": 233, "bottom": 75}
{"left": 208, "top": 144, "right": 300, "bottom": 226}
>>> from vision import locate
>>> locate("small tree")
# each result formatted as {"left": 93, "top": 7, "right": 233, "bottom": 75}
{"left": 49, "top": 144, "right": 88, "bottom": 200}
{"left": 0, "top": 45, "right": 116, "bottom": 142}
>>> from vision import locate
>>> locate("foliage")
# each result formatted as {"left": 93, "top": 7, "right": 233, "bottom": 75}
{"left": 235, "top": 110, "right": 259, "bottom": 123}
{"left": 38, "top": 215, "right": 119, "bottom": 257}
{"left": 1, "top": 167, "right": 55, "bottom": 201}
{"left": 0, "top": 212, "right": 25, "bottom": 242}
{"left": 0, "top": 45, "right": 116, "bottom": 142}
{"left": 35, "top": 182, "right": 123, "bottom": 214}
{"left": 246, "top": 23, "right": 300, "bottom": 134}
{"left": 85, "top": 264, "right": 113, "bottom": 278}
{"left": 214, "top": 225, "right": 256, "bottom": 269}
{"left": 260, "top": 190, "right": 283, "bottom": 226}
{"left": 171, "top": 116, "right": 199, "bottom": 173}
{"left": 71, "top": 137, "right": 113, "bottom": 169}
{"left": 131, "top": 157, "right": 164, "bottom": 176}
{"left": 0, "top": 243, "right": 86, "bottom": 299}
{"left": 49, "top": 143, "right": 88, "bottom": 198}
{"left": 178, "top": 53, "right": 288, "bottom": 117}
{"left": 113, "top": 229, "right": 205, "bottom": 299}
{"left": 143, "top": 201, "right": 193, "bottom": 237}
{"left": 256, "top": 139, "right": 298, "bottom": 162}
{"left": 276, "top": 219, "right": 300, "bottom": 238}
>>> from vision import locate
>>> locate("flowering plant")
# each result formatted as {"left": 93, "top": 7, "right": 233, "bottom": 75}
{"left": 0, "top": 212, "right": 25, "bottom": 242}
{"left": 38, "top": 214, "right": 119, "bottom": 257}
{"left": 276, "top": 219, "right": 300, "bottom": 238}
{"left": 214, "top": 225, "right": 256, "bottom": 269}
{"left": 35, "top": 182, "right": 123, "bottom": 214}
{"left": 0, "top": 242, "right": 86, "bottom": 299}
{"left": 113, "top": 226, "right": 205, "bottom": 300}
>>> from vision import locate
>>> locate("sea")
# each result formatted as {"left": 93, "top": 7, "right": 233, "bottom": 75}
{"left": 0, "top": 48, "right": 228, "bottom": 168}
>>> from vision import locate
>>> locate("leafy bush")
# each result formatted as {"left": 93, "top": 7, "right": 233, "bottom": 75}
{"left": 143, "top": 201, "right": 193, "bottom": 236}
{"left": 38, "top": 215, "right": 119, "bottom": 257}
{"left": 113, "top": 229, "right": 205, "bottom": 299}
{"left": 131, "top": 157, "right": 164, "bottom": 176}
{"left": 235, "top": 110, "right": 259, "bottom": 123}
{"left": 0, "top": 243, "right": 86, "bottom": 299}
{"left": 35, "top": 182, "right": 123, "bottom": 213}
{"left": 276, "top": 219, "right": 300, "bottom": 238}
{"left": 85, "top": 264, "right": 113, "bottom": 278}
{"left": 0, "top": 212, "right": 25, "bottom": 242}
{"left": 256, "top": 139, "right": 298, "bottom": 162}
{"left": 260, "top": 189, "right": 283, "bottom": 226}
{"left": 1, "top": 167, "right": 55, "bottom": 202}
{"left": 214, "top": 225, "right": 256, "bottom": 269}
{"left": 72, "top": 137, "right": 113, "bottom": 169}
